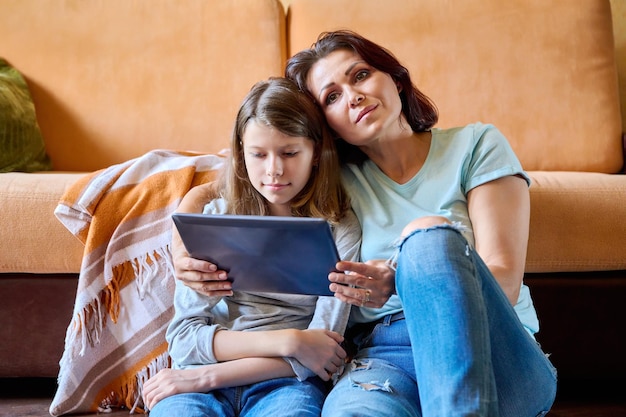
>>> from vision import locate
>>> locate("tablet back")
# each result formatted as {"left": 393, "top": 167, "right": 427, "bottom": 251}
{"left": 172, "top": 213, "right": 339, "bottom": 296}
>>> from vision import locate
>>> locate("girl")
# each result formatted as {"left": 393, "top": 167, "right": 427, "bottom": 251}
{"left": 144, "top": 77, "right": 360, "bottom": 416}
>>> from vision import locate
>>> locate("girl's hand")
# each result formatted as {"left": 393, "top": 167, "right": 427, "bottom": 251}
{"left": 329, "top": 260, "right": 395, "bottom": 308}
{"left": 281, "top": 329, "right": 347, "bottom": 381}
{"left": 143, "top": 358, "right": 296, "bottom": 410}
{"left": 143, "top": 367, "right": 206, "bottom": 411}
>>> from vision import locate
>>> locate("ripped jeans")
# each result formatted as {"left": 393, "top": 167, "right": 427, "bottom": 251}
{"left": 322, "top": 226, "right": 557, "bottom": 417}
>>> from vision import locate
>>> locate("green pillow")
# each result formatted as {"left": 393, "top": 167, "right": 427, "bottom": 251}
{"left": 0, "top": 58, "right": 52, "bottom": 172}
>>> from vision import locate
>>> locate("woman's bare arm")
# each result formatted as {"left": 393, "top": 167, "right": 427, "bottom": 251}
{"left": 467, "top": 175, "right": 530, "bottom": 304}
{"left": 172, "top": 182, "right": 233, "bottom": 296}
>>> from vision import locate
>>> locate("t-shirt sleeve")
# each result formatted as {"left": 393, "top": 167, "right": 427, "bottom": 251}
{"left": 166, "top": 279, "right": 225, "bottom": 369}
{"left": 464, "top": 123, "right": 531, "bottom": 192}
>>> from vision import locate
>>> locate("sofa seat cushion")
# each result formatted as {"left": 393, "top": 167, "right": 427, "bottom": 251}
{"left": 3, "top": 170, "right": 624, "bottom": 275}
{"left": 0, "top": 172, "right": 84, "bottom": 273}
{"left": 527, "top": 171, "right": 626, "bottom": 273}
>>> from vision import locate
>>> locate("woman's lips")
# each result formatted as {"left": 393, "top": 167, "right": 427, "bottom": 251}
{"left": 356, "top": 104, "right": 378, "bottom": 123}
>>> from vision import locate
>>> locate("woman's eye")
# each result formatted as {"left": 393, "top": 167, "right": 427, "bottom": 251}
{"left": 355, "top": 70, "right": 369, "bottom": 82}
{"left": 325, "top": 92, "right": 339, "bottom": 105}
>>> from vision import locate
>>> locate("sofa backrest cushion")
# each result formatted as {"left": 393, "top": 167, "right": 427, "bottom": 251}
{"left": 287, "top": 0, "right": 623, "bottom": 173}
{"left": 0, "top": 0, "right": 286, "bottom": 171}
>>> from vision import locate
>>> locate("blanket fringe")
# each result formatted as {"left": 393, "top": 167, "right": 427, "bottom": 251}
{"left": 97, "top": 349, "right": 172, "bottom": 414}
{"left": 131, "top": 245, "right": 175, "bottom": 302}
{"left": 63, "top": 246, "right": 173, "bottom": 359}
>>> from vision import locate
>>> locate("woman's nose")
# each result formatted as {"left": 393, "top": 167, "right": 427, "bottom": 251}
{"left": 349, "top": 91, "right": 365, "bottom": 107}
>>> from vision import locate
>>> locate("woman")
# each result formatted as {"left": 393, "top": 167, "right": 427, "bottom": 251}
{"left": 143, "top": 77, "right": 360, "bottom": 416}
{"left": 283, "top": 30, "right": 557, "bottom": 416}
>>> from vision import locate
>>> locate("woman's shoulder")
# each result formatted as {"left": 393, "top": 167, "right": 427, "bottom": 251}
{"left": 432, "top": 122, "right": 500, "bottom": 139}
{"left": 432, "top": 122, "right": 509, "bottom": 153}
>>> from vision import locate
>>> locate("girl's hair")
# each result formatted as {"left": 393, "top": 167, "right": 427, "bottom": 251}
{"left": 219, "top": 77, "right": 350, "bottom": 224}
{"left": 285, "top": 30, "right": 439, "bottom": 164}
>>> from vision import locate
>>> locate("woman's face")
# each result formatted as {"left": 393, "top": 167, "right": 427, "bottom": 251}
{"left": 242, "top": 120, "right": 315, "bottom": 217}
{"left": 306, "top": 49, "right": 404, "bottom": 147}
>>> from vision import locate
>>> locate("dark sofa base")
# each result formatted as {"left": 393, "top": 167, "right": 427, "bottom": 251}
{"left": 1, "top": 271, "right": 625, "bottom": 385}
{"left": 0, "top": 274, "right": 77, "bottom": 378}
{"left": 525, "top": 271, "right": 626, "bottom": 382}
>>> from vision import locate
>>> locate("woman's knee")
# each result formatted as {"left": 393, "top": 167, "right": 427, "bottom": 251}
{"left": 401, "top": 216, "right": 450, "bottom": 237}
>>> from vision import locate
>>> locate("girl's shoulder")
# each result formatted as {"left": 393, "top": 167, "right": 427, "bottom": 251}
{"left": 202, "top": 196, "right": 228, "bottom": 214}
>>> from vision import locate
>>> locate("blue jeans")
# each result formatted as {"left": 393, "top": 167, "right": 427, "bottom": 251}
{"left": 149, "top": 376, "right": 326, "bottom": 417}
{"left": 323, "top": 226, "right": 557, "bottom": 417}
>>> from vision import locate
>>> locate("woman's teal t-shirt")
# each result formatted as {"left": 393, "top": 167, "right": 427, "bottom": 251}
{"left": 342, "top": 123, "right": 539, "bottom": 334}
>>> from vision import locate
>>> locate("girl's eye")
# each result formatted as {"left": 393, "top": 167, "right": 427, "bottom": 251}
{"left": 283, "top": 151, "right": 298, "bottom": 157}
{"left": 250, "top": 152, "right": 265, "bottom": 158}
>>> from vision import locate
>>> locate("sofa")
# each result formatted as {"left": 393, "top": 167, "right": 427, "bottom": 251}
{"left": 1, "top": 0, "right": 624, "bottom": 399}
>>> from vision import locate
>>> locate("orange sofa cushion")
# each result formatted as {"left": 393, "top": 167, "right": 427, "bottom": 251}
{"left": 0, "top": 172, "right": 84, "bottom": 273}
{"left": 527, "top": 171, "right": 626, "bottom": 272}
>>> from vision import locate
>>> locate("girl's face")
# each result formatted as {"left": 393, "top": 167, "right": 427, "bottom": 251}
{"left": 306, "top": 49, "right": 404, "bottom": 148}
{"left": 242, "top": 120, "right": 316, "bottom": 217}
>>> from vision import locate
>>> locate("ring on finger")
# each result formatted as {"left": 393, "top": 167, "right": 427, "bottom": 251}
{"left": 364, "top": 289, "right": 371, "bottom": 303}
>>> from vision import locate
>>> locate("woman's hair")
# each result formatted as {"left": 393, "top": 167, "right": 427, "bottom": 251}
{"left": 219, "top": 77, "right": 350, "bottom": 224}
{"left": 285, "top": 30, "right": 439, "bottom": 164}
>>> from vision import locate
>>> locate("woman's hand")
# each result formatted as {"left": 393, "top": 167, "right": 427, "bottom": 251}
{"left": 172, "top": 241, "right": 233, "bottom": 297}
{"left": 329, "top": 260, "right": 395, "bottom": 308}
{"left": 171, "top": 181, "right": 233, "bottom": 297}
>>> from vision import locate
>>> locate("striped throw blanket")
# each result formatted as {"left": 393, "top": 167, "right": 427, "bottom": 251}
{"left": 49, "top": 149, "right": 224, "bottom": 416}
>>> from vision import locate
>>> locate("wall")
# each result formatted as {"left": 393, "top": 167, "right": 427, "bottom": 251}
{"left": 281, "top": 0, "right": 626, "bottom": 131}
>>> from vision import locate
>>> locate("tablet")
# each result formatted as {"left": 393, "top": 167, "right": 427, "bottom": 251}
{"left": 172, "top": 213, "right": 339, "bottom": 296}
